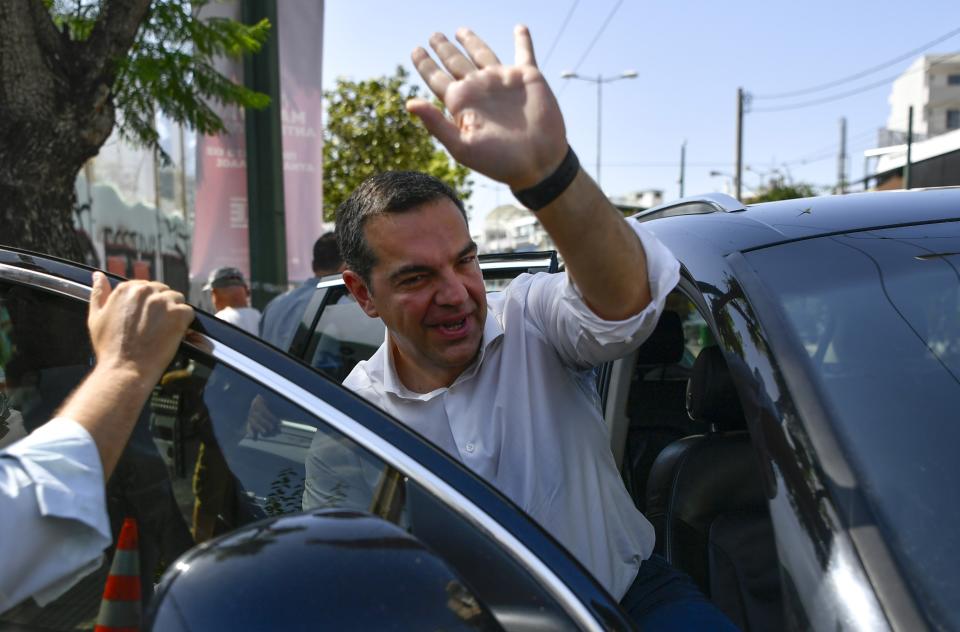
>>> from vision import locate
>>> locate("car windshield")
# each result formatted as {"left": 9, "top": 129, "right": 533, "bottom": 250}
{"left": 746, "top": 221, "right": 960, "bottom": 628}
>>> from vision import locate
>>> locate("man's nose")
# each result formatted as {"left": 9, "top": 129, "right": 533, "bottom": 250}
{"left": 434, "top": 269, "right": 469, "bottom": 306}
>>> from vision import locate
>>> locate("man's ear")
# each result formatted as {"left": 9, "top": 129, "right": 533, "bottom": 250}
{"left": 342, "top": 270, "right": 379, "bottom": 318}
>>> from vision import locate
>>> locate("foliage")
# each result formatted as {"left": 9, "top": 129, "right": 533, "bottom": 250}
{"left": 323, "top": 67, "right": 472, "bottom": 221}
{"left": 744, "top": 182, "right": 819, "bottom": 204}
{"left": 48, "top": 0, "right": 271, "bottom": 158}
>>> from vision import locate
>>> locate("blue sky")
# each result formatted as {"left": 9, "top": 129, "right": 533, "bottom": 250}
{"left": 321, "top": 1, "right": 960, "bottom": 224}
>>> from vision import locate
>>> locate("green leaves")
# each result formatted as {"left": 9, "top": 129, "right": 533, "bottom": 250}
{"left": 745, "top": 182, "right": 819, "bottom": 203}
{"left": 323, "top": 67, "right": 472, "bottom": 221}
{"left": 46, "top": 0, "right": 271, "bottom": 154}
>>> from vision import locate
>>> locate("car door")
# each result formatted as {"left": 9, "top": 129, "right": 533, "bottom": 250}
{"left": 0, "top": 248, "right": 631, "bottom": 632}
{"left": 287, "top": 251, "right": 559, "bottom": 380}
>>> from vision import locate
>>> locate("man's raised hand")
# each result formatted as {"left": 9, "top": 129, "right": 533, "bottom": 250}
{"left": 407, "top": 25, "right": 568, "bottom": 190}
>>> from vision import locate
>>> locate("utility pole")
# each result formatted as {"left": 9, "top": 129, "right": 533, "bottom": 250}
{"left": 837, "top": 117, "right": 847, "bottom": 194}
{"left": 905, "top": 105, "right": 914, "bottom": 190}
{"left": 735, "top": 87, "right": 744, "bottom": 200}
{"left": 678, "top": 140, "right": 687, "bottom": 198}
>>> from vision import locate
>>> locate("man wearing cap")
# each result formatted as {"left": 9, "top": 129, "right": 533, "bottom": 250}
{"left": 204, "top": 266, "right": 261, "bottom": 336}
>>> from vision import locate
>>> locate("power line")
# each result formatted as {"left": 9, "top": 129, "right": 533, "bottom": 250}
{"left": 604, "top": 160, "right": 731, "bottom": 167}
{"left": 570, "top": 0, "right": 626, "bottom": 73}
{"left": 752, "top": 25, "right": 960, "bottom": 100}
{"left": 540, "top": 0, "right": 580, "bottom": 70}
{"left": 751, "top": 56, "right": 955, "bottom": 113}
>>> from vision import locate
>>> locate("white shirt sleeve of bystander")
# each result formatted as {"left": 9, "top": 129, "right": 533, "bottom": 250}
{"left": 522, "top": 217, "right": 681, "bottom": 369}
{"left": 0, "top": 417, "right": 111, "bottom": 613}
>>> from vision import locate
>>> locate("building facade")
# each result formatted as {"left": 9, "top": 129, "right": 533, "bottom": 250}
{"left": 886, "top": 54, "right": 960, "bottom": 140}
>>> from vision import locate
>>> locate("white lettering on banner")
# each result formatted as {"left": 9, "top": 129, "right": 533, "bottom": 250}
{"left": 229, "top": 197, "right": 248, "bottom": 229}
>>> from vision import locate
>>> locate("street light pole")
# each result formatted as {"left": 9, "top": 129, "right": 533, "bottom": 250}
{"left": 561, "top": 70, "right": 638, "bottom": 188}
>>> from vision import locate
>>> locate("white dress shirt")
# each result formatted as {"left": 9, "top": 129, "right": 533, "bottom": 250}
{"left": 340, "top": 218, "right": 681, "bottom": 600}
{"left": 0, "top": 417, "right": 111, "bottom": 613}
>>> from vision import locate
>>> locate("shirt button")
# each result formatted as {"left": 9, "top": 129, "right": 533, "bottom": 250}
{"left": 465, "top": 442, "right": 475, "bottom": 453}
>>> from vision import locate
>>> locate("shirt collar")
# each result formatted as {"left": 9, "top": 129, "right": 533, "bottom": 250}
{"left": 379, "top": 310, "right": 504, "bottom": 401}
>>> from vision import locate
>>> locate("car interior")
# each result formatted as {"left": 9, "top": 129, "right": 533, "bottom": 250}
{"left": 616, "top": 291, "right": 784, "bottom": 631}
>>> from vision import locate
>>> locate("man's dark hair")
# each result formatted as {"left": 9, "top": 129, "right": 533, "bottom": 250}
{"left": 336, "top": 171, "right": 467, "bottom": 286}
{"left": 312, "top": 232, "right": 342, "bottom": 274}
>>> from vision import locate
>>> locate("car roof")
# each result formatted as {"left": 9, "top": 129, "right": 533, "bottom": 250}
{"left": 635, "top": 187, "right": 960, "bottom": 255}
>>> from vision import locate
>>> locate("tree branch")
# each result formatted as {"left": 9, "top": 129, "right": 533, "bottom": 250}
{"left": 80, "top": 0, "right": 152, "bottom": 85}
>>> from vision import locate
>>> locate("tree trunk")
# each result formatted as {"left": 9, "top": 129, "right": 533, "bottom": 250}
{"left": 0, "top": 0, "right": 150, "bottom": 263}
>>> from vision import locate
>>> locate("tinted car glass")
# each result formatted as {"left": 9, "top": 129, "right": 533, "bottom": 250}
{"left": 0, "top": 279, "right": 580, "bottom": 630}
{"left": 745, "top": 222, "right": 960, "bottom": 629}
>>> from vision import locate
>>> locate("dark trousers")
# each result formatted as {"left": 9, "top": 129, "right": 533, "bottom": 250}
{"left": 620, "top": 554, "right": 740, "bottom": 631}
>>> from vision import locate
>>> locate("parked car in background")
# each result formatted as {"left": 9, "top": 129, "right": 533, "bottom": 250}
{"left": 0, "top": 187, "right": 956, "bottom": 630}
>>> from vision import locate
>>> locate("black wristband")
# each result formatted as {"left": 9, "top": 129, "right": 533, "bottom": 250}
{"left": 511, "top": 146, "right": 580, "bottom": 211}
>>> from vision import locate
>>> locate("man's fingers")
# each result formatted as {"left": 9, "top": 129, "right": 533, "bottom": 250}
{"left": 412, "top": 47, "right": 452, "bottom": 100}
{"left": 406, "top": 98, "right": 464, "bottom": 156}
{"left": 455, "top": 27, "right": 501, "bottom": 69}
{"left": 89, "top": 271, "right": 111, "bottom": 316}
{"left": 513, "top": 24, "right": 537, "bottom": 67}
{"left": 429, "top": 32, "right": 475, "bottom": 79}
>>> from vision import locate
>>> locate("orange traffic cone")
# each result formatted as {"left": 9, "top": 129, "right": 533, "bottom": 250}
{"left": 94, "top": 517, "right": 141, "bottom": 632}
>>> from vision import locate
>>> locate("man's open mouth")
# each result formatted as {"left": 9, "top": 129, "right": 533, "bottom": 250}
{"left": 438, "top": 318, "right": 466, "bottom": 333}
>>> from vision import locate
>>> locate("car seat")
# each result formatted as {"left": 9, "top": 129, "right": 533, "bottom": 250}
{"left": 645, "top": 346, "right": 782, "bottom": 631}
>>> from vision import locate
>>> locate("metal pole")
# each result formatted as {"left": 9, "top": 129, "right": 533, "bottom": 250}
{"left": 735, "top": 87, "right": 744, "bottom": 200}
{"left": 905, "top": 105, "right": 914, "bottom": 190}
{"left": 679, "top": 140, "right": 686, "bottom": 198}
{"left": 243, "top": 0, "right": 287, "bottom": 309}
{"left": 178, "top": 121, "right": 188, "bottom": 218}
{"left": 837, "top": 117, "right": 847, "bottom": 194}
{"left": 596, "top": 75, "right": 602, "bottom": 187}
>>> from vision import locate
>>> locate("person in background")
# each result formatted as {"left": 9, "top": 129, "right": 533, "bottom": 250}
{"left": 204, "top": 266, "right": 261, "bottom": 336}
{"left": 0, "top": 273, "right": 193, "bottom": 613}
{"left": 260, "top": 233, "right": 344, "bottom": 350}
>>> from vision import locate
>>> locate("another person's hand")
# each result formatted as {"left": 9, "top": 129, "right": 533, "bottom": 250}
{"left": 87, "top": 272, "right": 194, "bottom": 386}
{"left": 407, "top": 25, "right": 567, "bottom": 190}
{"left": 246, "top": 394, "right": 280, "bottom": 439}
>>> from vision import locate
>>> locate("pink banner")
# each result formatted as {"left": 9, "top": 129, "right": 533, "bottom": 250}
{"left": 190, "top": 1, "right": 250, "bottom": 288}
{"left": 277, "top": 0, "right": 326, "bottom": 282}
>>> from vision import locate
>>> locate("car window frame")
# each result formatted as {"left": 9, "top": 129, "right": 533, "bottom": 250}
{"left": 0, "top": 252, "right": 632, "bottom": 632}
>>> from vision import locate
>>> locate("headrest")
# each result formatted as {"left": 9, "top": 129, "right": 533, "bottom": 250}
{"left": 686, "top": 346, "right": 746, "bottom": 431}
{"left": 636, "top": 311, "right": 684, "bottom": 365}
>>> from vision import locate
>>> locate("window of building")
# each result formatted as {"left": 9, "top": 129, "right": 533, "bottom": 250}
{"left": 948, "top": 109, "right": 960, "bottom": 130}
{"left": 948, "top": 74, "right": 960, "bottom": 86}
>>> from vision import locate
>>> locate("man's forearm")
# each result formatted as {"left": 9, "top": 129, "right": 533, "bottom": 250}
{"left": 56, "top": 366, "right": 156, "bottom": 480}
{"left": 533, "top": 166, "right": 651, "bottom": 320}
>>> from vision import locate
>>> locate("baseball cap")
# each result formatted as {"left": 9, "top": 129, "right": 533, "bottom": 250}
{"left": 203, "top": 266, "right": 247, "bottom": 291}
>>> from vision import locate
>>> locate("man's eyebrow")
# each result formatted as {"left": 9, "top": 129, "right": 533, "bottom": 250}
{"left": 387, "top": 242, "right": 478, "bottom": 284}
{"left": 458, "top": 241, "right": 478, "bottom": 259}
{"left": 388, "top": 264, "right": 432, "bottom": 283}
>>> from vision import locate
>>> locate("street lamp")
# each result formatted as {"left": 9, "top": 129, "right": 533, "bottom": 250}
{"left": 561, "top": 70, "right": 638, "bottom": 187}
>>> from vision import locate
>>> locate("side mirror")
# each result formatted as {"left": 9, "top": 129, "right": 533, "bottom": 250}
{"left": 145, "top": 511, "right": 501, "bottom": 631}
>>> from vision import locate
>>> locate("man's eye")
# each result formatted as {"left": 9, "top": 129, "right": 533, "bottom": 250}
{"left": 400, "top": 275, "right": 425, "bottom": 287}
{"left": 459, "top": 255, "right": 477, "bottom": 265}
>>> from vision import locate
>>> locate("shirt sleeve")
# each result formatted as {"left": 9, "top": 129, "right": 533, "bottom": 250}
{"left": 0, "top": 417, "right": 111, "bottom": 612}
{"left": 521, "top": 216, "right": 681, "bottom": 370}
